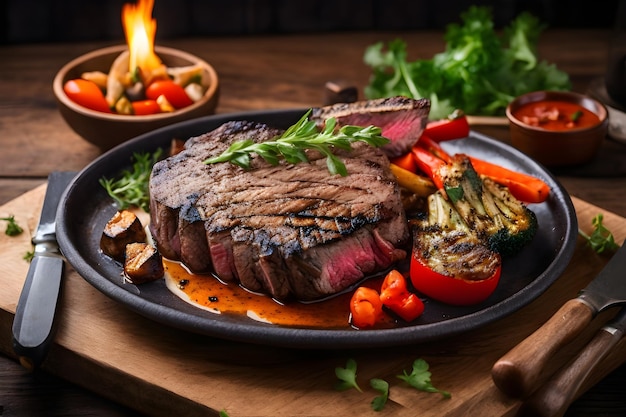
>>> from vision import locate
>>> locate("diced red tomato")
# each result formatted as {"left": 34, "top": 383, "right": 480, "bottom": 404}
{"left": 131, "top": 99, "right": 161, "bottom": 115}
{"left": 349, "top": 287, "right": 384, "bottom": 329}
{"left": 423, "top": 113, "right": 470, "bottom": 142}
{"left": 380, "top": 270, "right": 424, "bottom": 322}
{"left": 146, "top": 80, "right": 194, "bottom": 109}
{"left": 63, "top": 79, "right": 112, "bottom": 113}
{"left": 410, "top": 251, "right": 501, "bottom": 306}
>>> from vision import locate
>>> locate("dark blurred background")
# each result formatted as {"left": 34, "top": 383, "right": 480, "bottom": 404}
{"left": 0, "top": 0, "right": 619, "bottom": 45}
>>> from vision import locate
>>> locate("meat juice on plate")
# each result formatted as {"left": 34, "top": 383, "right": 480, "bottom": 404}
{"left": 162, "top": 259, "right": 397, "bottom": 329}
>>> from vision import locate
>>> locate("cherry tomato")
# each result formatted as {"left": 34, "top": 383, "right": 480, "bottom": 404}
{"left": 146, "top": 80, "right": 194, "bottom": 109}
{"left": 410, "top": 249, "right": 501, "bottom": 306}
{"left": 380, "top": 270, "right": 424, "bottom": 322}
{"left": 423, "top": 114, "right": 470, "bottom": 142}
{"left": 131, "top": 99, "right": 161, "bottom": 115}
{"left": 63, "top": 79, "right": 111, "bottom": 113}
{"left": 349, "top": 287, "right": 384, "bottom": 329}
{"left": 390, "top": 152, "right": 418, "bottom": 173}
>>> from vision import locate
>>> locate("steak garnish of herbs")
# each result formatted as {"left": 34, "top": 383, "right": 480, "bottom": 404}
{"left": 204, "top": 109, "right": 389, "bottom": 176}
{"left": 100, "top": 148, "right": 163, "bottom": 212}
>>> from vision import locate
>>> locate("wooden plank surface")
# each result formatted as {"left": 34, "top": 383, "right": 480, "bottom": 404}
{"left": 1, "top": 184, "right": 625, "bottom": 417}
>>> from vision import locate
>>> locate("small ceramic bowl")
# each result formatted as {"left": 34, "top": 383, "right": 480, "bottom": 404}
{"left": 53, "top": 45, "right": 219, "bottom": 150}
{"left": 506, "top": 91, "right": 608, "bottom": 167}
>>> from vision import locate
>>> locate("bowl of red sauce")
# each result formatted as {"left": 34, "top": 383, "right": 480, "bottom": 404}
{"left": 506, "top": 91, "right": 608, "bottom": 166}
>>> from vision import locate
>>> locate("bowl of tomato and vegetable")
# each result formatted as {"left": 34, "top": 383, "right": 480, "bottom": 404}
{"left": 53, "top": 45, "right": 219, "bottom": 150}
{"left": 506, "top": 91, "right": 608, "bottom": 167}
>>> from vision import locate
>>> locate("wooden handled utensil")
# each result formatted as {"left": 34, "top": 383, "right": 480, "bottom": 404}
{"left": 516, "top": 307, "right": 626, "bottom": 417}
{"left": 492, "top": 241, "right": 626, "bottom": 398}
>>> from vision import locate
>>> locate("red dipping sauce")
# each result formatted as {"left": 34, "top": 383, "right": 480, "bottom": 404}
{"left": 512, "top": 100, "right": 601, "bottom": 131}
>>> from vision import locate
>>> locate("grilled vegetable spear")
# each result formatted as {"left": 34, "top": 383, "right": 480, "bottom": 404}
{"left": 410, "top": 189, "right": 502, "bottom": 305}
{"left": 406, "top": 151, "right": 537, "bottom": 305}
{"left": 413, "top": 147, "right": 538, "bottom": 256}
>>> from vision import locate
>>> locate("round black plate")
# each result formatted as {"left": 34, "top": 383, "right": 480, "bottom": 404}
{"left": 56, "top": 108, "right": 578, "bottom": 349}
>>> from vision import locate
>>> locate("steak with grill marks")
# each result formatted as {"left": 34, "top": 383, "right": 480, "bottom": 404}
{"left": 149, "top": 117, "right": 410, "bottom": 301}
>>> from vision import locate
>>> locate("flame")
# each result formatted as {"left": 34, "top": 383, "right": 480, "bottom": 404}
{"left": 122, "top": 0, "right": 162, "bottom": 73}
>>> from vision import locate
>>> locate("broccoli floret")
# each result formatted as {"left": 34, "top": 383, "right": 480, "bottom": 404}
{"left": 481, "top": 177, "right": 538, "bottom": 255}
{"left": 435, "top": 155, "right": 538, "bottom": 256}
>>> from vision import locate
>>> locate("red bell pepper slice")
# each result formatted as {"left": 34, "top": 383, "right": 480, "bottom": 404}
{"left": 423, "top": 112, "right": 470, "bottom": 142}
{"left": 380, "top": 270, "right": 424, "bottom": 322}
{"left": 410, "top": 250, "right": 501, "bottom": 306}
{"left": 390, "top": 152, "right": 418, "bottom": 173}
{"left": 411, "top": 146, "right": 446, "bottom": 190}
{"left": 349, "top": 287, "right": 384, "bottom": 329}
{"left": 417, "top": 134, "right": 453, "bottom": 163}
{"left": 415, "top": 136, "right": 550, "bottom": 204}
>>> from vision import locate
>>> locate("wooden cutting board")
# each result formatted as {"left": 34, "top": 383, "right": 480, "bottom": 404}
{"left": 1, "top": 184, "right": 626, "bottom": 417}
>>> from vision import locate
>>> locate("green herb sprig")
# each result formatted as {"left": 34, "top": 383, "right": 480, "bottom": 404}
{"left": 579, "top": 213, "right": 620, "bottom": 254}
{"left": 334, "top": 358, "right": 450, "bottom": 411}
{"left": 369, "top": 378, "right": 390, "bottom": 411}
{"left": 204, "top": 110, "right": 389, "bottom": 176}
{"left": 335, "top": 358, "right": 363, "bottom": 392}
{"left": 397, "top": 359, "right": 451, "bottom": 398}
{"left": 1, "top": 215, "right": 23, "bottom": 236}
{"left": 99, "top": 148, "right": 163, "bottom": 212}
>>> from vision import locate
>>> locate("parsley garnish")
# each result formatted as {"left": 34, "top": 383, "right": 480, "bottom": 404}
{"left": 334, "top": 358, "right": 450, "bottom": 411}
{"left": 334, "top": 358, "right": 363, "bottom": 392}
{"left": 370, "top": 378, "right": 390, "bottom": 411}
{"left": 397, "top": 359, "right": 451, "bottom": 398}
{"left": 99, "top": 148, "right": 163, "bottom": 212}
{"left": 364, "top": 6, "right": 570, "bottom": 119}
{"left": 204, "top": 110, "right": 389, "bottom": 176}
{"left": 1, "top": 215, "right": 23, "bottom": 236}
{"left": 579, "top": 213, "right": 620, "bottom": 254}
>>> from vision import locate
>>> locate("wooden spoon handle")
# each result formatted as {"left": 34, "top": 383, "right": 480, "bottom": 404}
{"left": 491, "top": 298, "right": 595, "bottom": 398}
{"left": 517, "top": 326, "right": 622, "bottom": 417}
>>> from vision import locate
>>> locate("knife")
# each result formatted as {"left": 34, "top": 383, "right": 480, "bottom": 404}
{"left": 516, "top": 307, "right": 626, "bottom": 417}
{"left": 12, "top": 171, "right": 75, "bottom": 370}
{"left": 491, "top": 240, "right": 626, "bottom": 398}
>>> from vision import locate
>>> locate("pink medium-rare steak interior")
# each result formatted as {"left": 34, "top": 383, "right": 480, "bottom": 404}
{"left": 311, "top": 96, "right": 430, "bottom": 158}
{"left": 149, "top": 118, "right": 409, "bottom": 301}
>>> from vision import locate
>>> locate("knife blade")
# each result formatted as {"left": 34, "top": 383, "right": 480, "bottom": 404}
{"left": 492, "top": 240, "right": 626, "bottom": 398}
{"left": 12, "top": 171, "right": 75, "bottom": 370}
{"left": 517, "top": 307, "right": 626, "bottom": 417}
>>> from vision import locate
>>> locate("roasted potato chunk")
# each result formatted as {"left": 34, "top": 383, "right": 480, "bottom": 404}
{"left": 100, "top": 210, "right": 147, "bottom": 261}
{"left": 124, "top": 242, "right": 165, "bottom": 284}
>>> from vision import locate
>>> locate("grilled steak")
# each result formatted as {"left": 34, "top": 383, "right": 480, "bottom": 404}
{"left": 311, "top": 96, "right": 430, "bottom": 158}
{"left": 149, "top": 119, "right": 409, "bottom": 301}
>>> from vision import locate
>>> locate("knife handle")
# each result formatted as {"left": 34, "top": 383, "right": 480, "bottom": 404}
{"left": 516, "top": 325, "right": 622, "bottom": 417}
{"left": 12, "top": 255, "right": 64, "bottom": 370}
{"left": 491, "top": 298, "right": 594, "bottom": 398}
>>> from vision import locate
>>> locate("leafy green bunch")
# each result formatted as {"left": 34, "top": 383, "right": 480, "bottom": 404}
{"left": 364, "top": 6, "right": 571, "bottom": 119}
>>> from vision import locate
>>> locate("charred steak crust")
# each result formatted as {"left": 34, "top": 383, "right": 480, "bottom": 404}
{"left": 149, "top": 119, "right": 409, "bottom": 301}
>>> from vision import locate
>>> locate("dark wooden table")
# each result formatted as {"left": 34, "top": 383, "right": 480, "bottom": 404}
{"left": 1, "top": 30, "right": 626, "bottom": 416}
